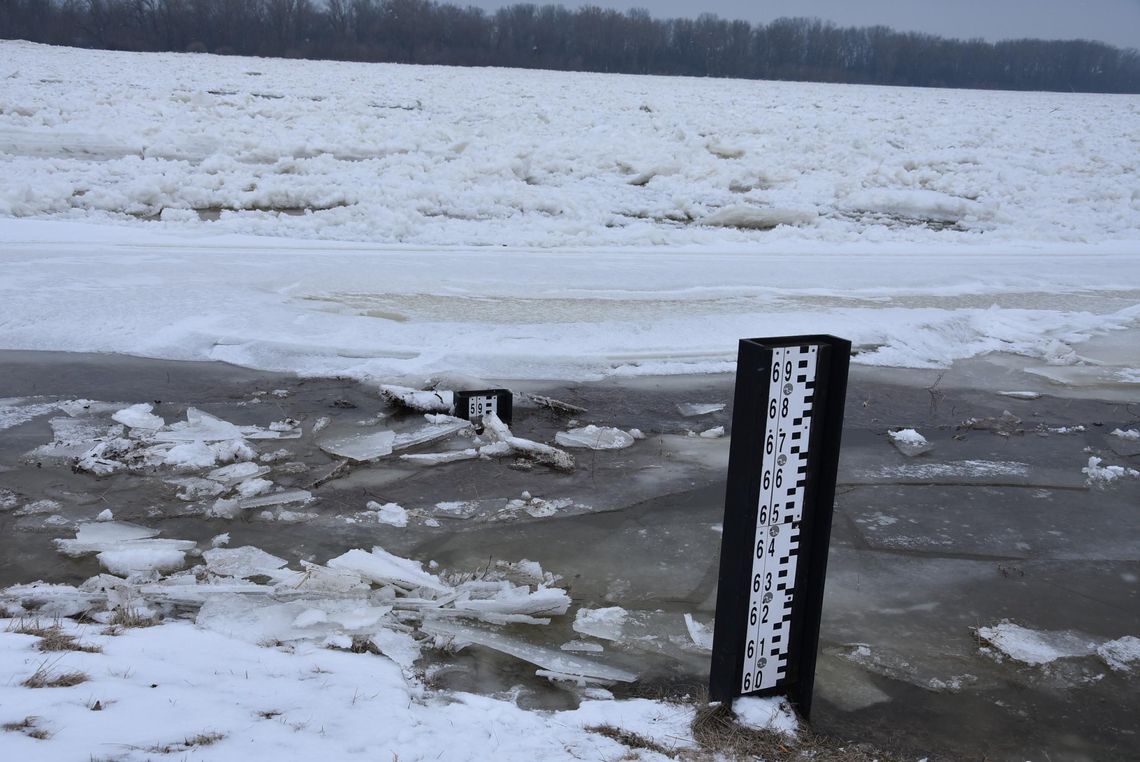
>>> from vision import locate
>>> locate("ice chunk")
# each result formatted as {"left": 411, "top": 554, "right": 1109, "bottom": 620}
{"left": 95, "top": 509, "right": 113, "bottom": 522}
{"left": 1111, "top": 428, "right": 1140, "bottom": 441}
{"left": 976, "top": 621, "right": 1098, "bottom": 665}
{"left": 676, "top": 402, "right": 725, "bottom": 417}
{"left": 700, "top": 205, "right": 815, "bottom": 230}
{"left": 239, "top": 489, "right": 312, "bottom": 509}
{"left": 379, "top": 385, "right": 454, "bottom": 413}
{"left": 561, "top": 640, "right": 604, "bottom": 653}
{"left": 273, "top": 561, "right": 371, "bottom": 595}
{"left": 423, "top": 619, "right": 636, "bottom": 683}
{"left": 683, "top": 613, "right": 713, "bottom": 651}
{"left": 327, "top": 547, "right": 449, "bottom": 593}
{"left": 1097, "top": 636, "right": 1140, "bottom": 672}
{"left": 1082, "top": 456, "right": 1140, "bottom": 485}
{"left": 997, "top": 391, "right": 1042, "bottom": 400}
{"left": 573, "top": 606, "right": 628, "bottom": 641}
{"left": 163, "top": 440, "right": 254, "bottom": 469}
{"left": 207, "top": 462, "right": 270, "bottom": 485}
{"left": 154, "top": 407, "right": 246, "bottom": 442}
{"left": 319, "top": 430, "right": 395, "bottom": 462}
{"left": 556, "top": 426, "right": 635, "bottom": 450}
{"left": 54, "top": 521, "right": 160, "bottom": 556}
{"left": 235, "top": 478, "right": 275, "bottom": 498}
{"left": 698, "top": 426, "right": 725, "bottom": 439}
{"left": 30, "top": 416, "right": 113, "bottom": 459}
{"left": 452, "top": 584, "right": 571, "bottom": 619}
{"left": 203, "top": 546, "right": 289, "bottom": 579}
{"left": 97, "top": 547, "right": 187, "bottom": 576}
{"left": 167, "top": 476, "right": 226, "bottom": 500}
{"left": 392, "top": 417, "right": 472, "bottom": 451}
{"left": 433, "top": 501, "right": 480, "bottom": 519}
{"left": 888, "top": 427, "right": 933, "bottom": 457}
{"left": 400, "top": 448, "right": 479, "bottom": 465}
{"left": 368, "top": 501, "right": 408, "bottom": 528}
{"left": 112, "top": 403, "right": 165, "bottom": 430}
{"left": 370, "top": 628, "right": 422, "bottom": 670}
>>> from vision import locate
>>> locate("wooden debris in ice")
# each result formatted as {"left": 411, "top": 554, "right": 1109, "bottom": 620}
{"left": 379, "top": 385, "right": 454, "bottom": 413}
{"left": 555, "top": 425, "right": 635, "bottom": 450}
{"left": 480, "top": 413, "right": 574, "bottom": 472}
{"left": 517, "top": 392, "right": 587, "bottom": 415}
{"left": 423, "top": 619, "right": 636, "bottom": 683}
{"left": 319, "top": 430, "right": 395, "bottom": 462}
{"left": 676, "top": 402, "right": 725, "bottom": 417}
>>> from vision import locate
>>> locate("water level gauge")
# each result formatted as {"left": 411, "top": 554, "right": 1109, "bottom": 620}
{"left": 709, "top": 335, "right": 850, "bottom": 717}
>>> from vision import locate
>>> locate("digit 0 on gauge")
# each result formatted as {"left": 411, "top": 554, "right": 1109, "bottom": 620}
{"left": 709, "top": 335, "right": 850, "bottom": 718}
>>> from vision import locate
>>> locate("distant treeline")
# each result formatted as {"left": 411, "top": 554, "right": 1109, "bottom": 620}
{"left": 3, "top": 0, "right": 1139, "bottom": 93}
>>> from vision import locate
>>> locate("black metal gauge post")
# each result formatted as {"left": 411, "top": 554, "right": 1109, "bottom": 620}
{"left": 709, "top": 335, "right": 850, "bottom": 718}
{"left": 453, "top": 389, "right": 513, "bottom": 427}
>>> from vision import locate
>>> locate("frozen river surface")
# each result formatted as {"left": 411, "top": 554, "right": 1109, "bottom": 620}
{"left": 1, "top": 351, "right": 1137, "bottom": 760}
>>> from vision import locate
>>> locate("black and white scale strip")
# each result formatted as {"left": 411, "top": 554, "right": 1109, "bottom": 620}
{"left": 740, "top": 344, "right": 817, "bottom": 694}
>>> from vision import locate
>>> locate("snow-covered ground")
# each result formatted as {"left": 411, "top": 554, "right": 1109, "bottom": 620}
{"left": 1, "top": 42, "right": 1139, "bottom": 381}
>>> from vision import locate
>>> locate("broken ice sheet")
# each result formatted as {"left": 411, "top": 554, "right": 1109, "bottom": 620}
{"left": 319, "top": 430, "right": 395, "bottom": 462}
{"left": 682, "top": 613, "right": 713, "bottom": 651}
{"left": 676, "top": 402, "right": 725, "bottom": 417}
{"left": 208, "top": 461, "right": 270, "bottom": 485}
{"left": 573, "top": 606, "right": 628, "bottom": 641}
{"left": 555, "top": 425, "right": 635, "bottom": 450}
{"left": 239, "top": 489, "right": 313, "bottom": 509}
{"left": 367, "top": 501, "right": 408, "bottom": 527}
{"left": 112, "top": 402, "right": 165, "bottom": 430}
{"left": 976, "top": 621, "right": 1099, "bottom": 665}
{"left": 423, "top": 619, "right": 636, "bottom": 683}
{"left": 203, "top": 546, "right": 289, "bottom": 580}
{"left": 54, "top": 521, "right": 160, "bottom": 555}
{"left": 400, "top": 448, "right": 479, "bottom": 465}
{"left": 328, "top": 547, "right": 449, "bottom": 593}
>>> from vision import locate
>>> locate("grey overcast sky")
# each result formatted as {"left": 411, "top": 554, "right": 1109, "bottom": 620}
{"left": 465, "top": 1, "right": 1140, "bottom": 50}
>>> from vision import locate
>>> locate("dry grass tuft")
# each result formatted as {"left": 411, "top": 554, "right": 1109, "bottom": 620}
{"left": 691, "top": 702, "right": 909, "bottom": 761}
{"left": 2, "top": 716, "right": 50, "bottom": 740}
{"left": 146, "top": 732, "right": 225, "bottom": 754}
{"left": 106, "top": 606, "right": 159, "bottom": 630}
{"left": 7, "top": 619, "right": 103, "bottom": 653}
{"left": 21, "top": 662, "right": 90, "bottom": 689}
{"left": 586, "top": 724, "right": 679, "bottom": 758}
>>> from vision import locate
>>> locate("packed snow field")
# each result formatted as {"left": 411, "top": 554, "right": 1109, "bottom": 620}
{"left": 1, "top": 42, "right": 1139, "bottom": 380}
